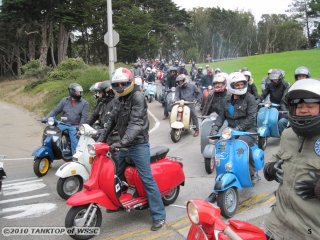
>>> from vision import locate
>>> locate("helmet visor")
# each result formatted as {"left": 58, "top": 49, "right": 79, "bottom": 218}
{"left": 111, "top": 81, "right": 131, "bottom": 92}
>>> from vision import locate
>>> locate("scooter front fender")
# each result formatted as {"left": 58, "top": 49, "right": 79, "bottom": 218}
{"left": 214, "top": 172, "right": 242, "bottom": 191}
{"left": 32, "top": 146, "right": 54, "bottom": 161}
{"left": 258, "top": 126, "right": 269, "bottom": 137}
{"left": 55, "top": 161, "right": 89, "bottom": 181}
{"left": 66, "top": 189, "right": 118, "bottom": 210}
{"left": 171, "top": 122, "right": 184, "bottom": 129}
{"left": 202, "top": 144, "right": 215, "bottom": 159}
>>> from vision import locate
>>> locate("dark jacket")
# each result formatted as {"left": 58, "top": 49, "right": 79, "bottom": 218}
{"left": 166, "top": 74, "right": 177, "bottom": 89}
{"left": 174, "top": 83, "right": 202, "bottom": 103}
{"left": 201, "top": 75, "right": 213, "bottom": 88}
{"left": 45, "top": 96, "right": 89, "bottom": 125}
{"left": 98, "top": 86, "right": 149, "bottom": 146}
{"left": 202, "top": 91, "right": 227, "bottom": 116}
{"left": 247, "top": 83, "right": 259, "bottom": 99}
{"left": 216, "top": 93, "right": 257, "bottom": 132}
{"left": 88, "top": 96, "right": 114, "bottom": 127}
{"left": 259, "top": 81, "right": 290, "bottom": 110}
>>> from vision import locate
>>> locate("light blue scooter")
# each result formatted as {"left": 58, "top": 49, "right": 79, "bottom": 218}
{"left": 257, "top": 102, "right": 287, "bottom": 149}
{"left": 143, "top": 81, "right": 157, "bottom": 103}
{"left": 209, "top": 127, "right": 264, "bottom": 218}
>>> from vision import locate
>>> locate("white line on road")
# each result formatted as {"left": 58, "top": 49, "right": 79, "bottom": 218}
{"left": 0, "top": 193, "right": 50, "bottom": 205}
{"left": 1, "top": 203, "right": 57, "bottom": 219}
{"left": 148, "top": 109, "right": 160, "bottom": 133}
{"left": 3, "top": 179, "right": 43, "bottom": 188}
{"left": 3, "top": 177, "right": 38, "bottom": 184}
{"left": 169, "top": 204, "right": 186, "bottom": 209}
{"left": 1, "top": 157, "right": 33, "bottom": 161}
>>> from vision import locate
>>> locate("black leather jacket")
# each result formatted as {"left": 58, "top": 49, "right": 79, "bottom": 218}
{"left": 98, "top": 86, "right": 149, "bottom": 146}
{"left": 202, "top": 91, "right": 227, "bottom": 116}
{"left": 88, "top": 96, "right": 114, "bottom": 127}
{"left": 259, "top": 81, "right": 290, "bottom": 110}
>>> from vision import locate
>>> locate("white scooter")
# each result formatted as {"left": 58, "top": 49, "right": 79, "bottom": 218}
{"left": 55, "top": 124, "right": 97, "bottom": 200}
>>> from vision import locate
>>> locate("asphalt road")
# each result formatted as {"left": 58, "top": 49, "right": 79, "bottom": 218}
{"left": 0, "top": 98, "right": 279, "bottom": 240}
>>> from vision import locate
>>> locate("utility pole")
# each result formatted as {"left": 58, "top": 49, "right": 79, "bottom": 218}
{"left": 106, "top": 0, "right": 115, "bottom": 78}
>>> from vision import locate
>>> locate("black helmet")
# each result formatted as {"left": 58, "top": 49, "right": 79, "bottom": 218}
{"left": 68, "top": 83, "right": 83, "bottom": 100}
{"left": 89, "top": 82, "right": 102, "bottom": 99}
{"left": 100, "top": 80, "right": 114, "bottom": 98}
{"left": 285, "top": 78, "right": 320, "bottom": 137}
{"left": 269, "top": 69, "right": 284, "bottom": 86}
{"left": 294, "top": 66, "right": 311, "bottom": 81}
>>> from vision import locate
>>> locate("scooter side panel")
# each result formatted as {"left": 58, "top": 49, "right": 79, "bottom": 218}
{"left": 55, "top": 161, "right": 89, "bottom": 181}
{"left": 182, "top": 106, "right": 191, "bottom": 129}
{"left": 66, "top": 189, "right": 118, "bottom": 210}
{"left": 214, "top": 172, "right": 242, "bottom": 191}
{"left": 268, "top": 108, "right": 280, "bottom": 137}
{"left": 32, "top": 145, "right": 54, "bottom": 161}
{"left": 200, "top": 118, "right": 214, "bottom": 153}
{"left": 170, "top": 105, "right": 179, "bottom": 124}
{"left": 257, "top": 107, "right": 268, "bottom": 128}
{"left": 125, "top": 158, "right": 185, "bottom": 197}
{"left": 202, "top": 144, "right": 215, "bottom": 159}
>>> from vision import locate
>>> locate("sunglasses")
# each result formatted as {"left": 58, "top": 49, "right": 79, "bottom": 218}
{"left": 290, "top": 98, "right": 320, "bottom": 104}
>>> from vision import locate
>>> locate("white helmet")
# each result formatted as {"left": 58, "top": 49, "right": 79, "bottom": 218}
{"left": 146, "top": 67, "right": 152, "bottom": 73}
{"left": 213, "top": 72, "right": 228, "bottom": 92}
{"left": 242, "top": 70, "right": 252, "bottom": 78}
{"left": 227, "top": 72, "right": 248, "bottom": 95}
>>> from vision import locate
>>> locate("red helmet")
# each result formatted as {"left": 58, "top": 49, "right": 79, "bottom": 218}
{"left": 111, "top": 67, "right": 134, "bottom": 96}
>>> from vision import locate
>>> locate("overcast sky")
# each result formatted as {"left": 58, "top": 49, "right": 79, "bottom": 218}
{"left": 172, "top": 0, "right": 293, "bottom": 21}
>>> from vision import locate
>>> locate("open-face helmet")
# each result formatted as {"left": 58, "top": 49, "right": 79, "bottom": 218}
{"left": 294, "top": 66, "right": 311, "bottom": 81}
{"left": 227, "top": 72, "right": 248, "bottom": 95}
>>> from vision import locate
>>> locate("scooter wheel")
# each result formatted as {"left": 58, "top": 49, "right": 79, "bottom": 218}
{"left": 217, "top": 187, "right": 238, "bottom": 218}
{"left": 57, "top": 176, "right": 83, "bottom": 200}
{"left": 170, "top": 129, "right": 181, "bottom": 143}
{"left": 33, "top": 158, "right": 51, "bottom": 177}
{"left": 65, "top": 204, "right": 102, "bottom": 240}
{"left": 204, "top": 158, "right": 215, "bottom": 174}
{"left": 162, "top": 186, "right": 180, "bottom": 205}
{"left": 148, "top": 95, "right": 153, "bottom": 103}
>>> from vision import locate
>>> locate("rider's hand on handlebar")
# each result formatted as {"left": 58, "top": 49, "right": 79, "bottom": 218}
{"left": 109, "top": 142, "right": 123, "bottom": 152}
{"left": 263, "top": 160, "right": 284, "bottom": 184}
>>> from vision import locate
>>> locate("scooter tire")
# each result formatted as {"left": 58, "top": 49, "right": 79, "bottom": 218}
{"left": 65, "top": 204, "right": 102, "bottom": 240}
{"left": 148, "top": 95, "right": 153, "bottom": 103}
{"left": 162, "top": 186, "right": 180, "bottom": 205}
{"left": 33, "top": 158, "right": 51, "bottom": 177}
{"left": 217, "top": 187, "right": 238, "bottom": 218}
{"left": 204, "top": 158, "right": 215, "bottom": 174}
{"left": 170, "top": 129, "right": 181, "bottom": 143}
{"left": 57, "top": 176, "right": 83, "bottom": 200}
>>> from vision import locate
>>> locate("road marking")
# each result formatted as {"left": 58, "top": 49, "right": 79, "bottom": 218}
{"left": 3, "top": 177, "right": 38, "bottom": 184}
{"left": 1, "top": 157, "right": 33, "bottom": 161}
{"left": 0, "top": 193, "right": 50, "bottom": 205}
{"left": 1, "top": 203, "right": 57, "bottom": 219}
{"left": 3, "top": 179, "right": 46, "bottom": 196}
{"left": 148, "top": 109, "right": 160, "bottom": 133}
{"left": 169, "top": 204, "right": 186, "bottom": 209}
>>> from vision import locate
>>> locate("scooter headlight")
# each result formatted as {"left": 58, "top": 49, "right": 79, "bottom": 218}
{"left": 48, "top": 117, "right": 55, "bottom": 126}
{"left": 88, "top": 144, "right": 96, "bottom": 156}
{"left": 225, "top": 162, "right": 233, "bottom": 171}
{"left": 221, "top": 128, "right": 232, "bottom": 140}
{"left": 79, "top": 125, "right": 85, "bottom": 135}
{"left": 187, "top": 201, "right": 199, "bottom": 225}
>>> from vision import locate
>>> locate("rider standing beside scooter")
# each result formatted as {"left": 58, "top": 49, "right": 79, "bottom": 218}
{"left": 174, "top": 74, "right": 202, "bottom": 137}
{"left": 210, "top": 72, "right": 258, "bottom": 179}
{"left": 201, "top": 72, "right": 228, "bottom": 116}
{"left": 263, "top": 78, "right": 320, "bottom": 240}
{"left": 44, "top": 83, "right": 89, "bottom": 154}
{"left": 97, "top": 67, "right": 166, "bottom": 231}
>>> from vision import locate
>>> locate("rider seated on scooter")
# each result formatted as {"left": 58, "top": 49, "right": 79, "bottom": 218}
{"left": 200, "top": 68, "right": 213, "bottom": 91}
{"left": 201, "top": 72, "right": 228, "bottom": 117}
{"left": 258, "top": 69, "right": 290, "bottom": 135}
{"left": 174, "top": 74, "right": 202, "bottom": 137}
{"left": 163, "top": 67, "right": 178, "bottom": 120}
{"left": 44, "top": 83, "right": 89, "bottom": 154}
{"left": 210, "top": 72, "right": 258, "bottom": 179}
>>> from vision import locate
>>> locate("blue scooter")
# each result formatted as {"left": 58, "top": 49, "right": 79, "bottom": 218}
{"left": 208, "top": 127, "right": 264, "bottom": 218}
{"left": 257, "top": 102, "right": 287, "bottom": 150}
{"left": 143, "top": 81, "right": 157, "bottom": 103}
{"left": 32, "top": 117, "right": 78, "bottom": 177}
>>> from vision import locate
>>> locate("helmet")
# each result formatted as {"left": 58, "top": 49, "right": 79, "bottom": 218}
{"left": 206, "top": 64, "right": 209, "bottom": 68}
{"left": 111, "top": 67, "right": 134, "bottom": 97}
{"left": 176, "top": 74, "right": 188, "bottom": 88}
{"left": 242, "top": 70, "right": 252, "bottom": 81}
{"left": 68, "top": 83, "right": 83, "bottom": 100}
{"left": 214, "top": 68, "right": 221, "bottom": 74}
{"left": 197, "top": 67, "right": 203, "bottom": 73}
{"left": 269, "top": 69, "right": 284, "bottom": 86}
{"left": 285, "top": 78, "right": 320, "bottom": 137}
{"left": 227, "top": 72, "right": 248, "bottom": 95}
{"left": 146, "top": 67, "right": 152, "bottom": 74}
{"left": 180, "top": 63, "right": 185, "bottom": 68}
{"left": 174, "top": 60, "right": 179, "bottom": 66}
{"left": 294, "top": 66, "right": 311, "bottom": 81}
{"left": 100, "top": 80, "right": 114, "bottom": 98}
{"left": 267, "top": 69, "right": 273, "bottom": 74}
{"left": 213, "top": 72, "right": 228, "bottom": 92}
{"left": 240, "top": 67, "right": 249, "bottom": 72}
{"left": 89, "top": 82, "right": 102, "bottom": 99}
{"left": 169, "top": 66, "right": 178, "bottom": 74}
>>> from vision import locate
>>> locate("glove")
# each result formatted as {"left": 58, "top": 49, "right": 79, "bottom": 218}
{"left": 263, "top": 160, "right": 284, "bottom": 184}
{"left": 109, "top": 142, "right": 123, "bottom": 152}
{"left": 295, "top": 171, "right": 320, "bottom": 200}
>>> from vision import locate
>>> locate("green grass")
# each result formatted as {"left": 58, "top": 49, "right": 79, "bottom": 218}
{"left": 194, "top": 49, "right": 320, "bottom": 93}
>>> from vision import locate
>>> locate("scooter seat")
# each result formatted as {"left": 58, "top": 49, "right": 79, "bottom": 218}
{"left": 125, "top": 146, "right": 169, "bottom": 166}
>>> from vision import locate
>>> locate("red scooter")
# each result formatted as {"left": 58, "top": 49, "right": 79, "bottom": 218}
{"left": 186, "top": 199, "right": 266, "bottom": 240}
{"left": 65, "top": 143, "right": 185, "bottom": 240}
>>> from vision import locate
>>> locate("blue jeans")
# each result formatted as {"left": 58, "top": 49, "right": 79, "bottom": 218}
{"left": 68, "top": 127, "right": 78, "bottom": 154}
{"left": 118, "top": 143, "right": 166, "bottom": 221}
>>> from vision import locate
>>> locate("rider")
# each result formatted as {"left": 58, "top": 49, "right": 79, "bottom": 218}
{"left": 258, "top": 69, "right": 290, "bottom": 135}
{"left": 202, "top": 72, "right": 228, "bottom": 116}
{"left": 132, "top": 62, "right": 144, "bottom": 78}
{"left": 263, "top": 78, "right": 320, "bottom": 240}
{"left": 211, "top": 72, "right": 258, "bottom": 178}
{"left": 242, "top": 70, "right": 259, "bottom": 99}
{"left": 165, "top": 66, "right": 178, "bottom": 90}
{"left": 174, "top": 74, "right": 202, "bottom": 137}
{"left": 294, "top": 66, "right": 311, "bottom": 81}
{"left": 200, "top": 68, "right": 213, "bottom": 89}
{"left": 195, "top": 67, "right": 204, "bottom": 87}
{"left": 44, "top": 83, "right": 89, "bottom": 154}
{"left": 97, "top": 67, "right": 166, "bottom": 231}
{"left": 178, "top": 63, "right": 188, "bottom": 75}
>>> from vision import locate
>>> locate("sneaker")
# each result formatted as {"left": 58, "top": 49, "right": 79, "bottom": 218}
{"left": 193, "top": 129, "right": 199, "bottom": 137}
{"left": 151, "top": 219, "right": 165, "bottom": 231}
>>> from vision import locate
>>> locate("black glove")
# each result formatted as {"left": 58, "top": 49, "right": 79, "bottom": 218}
{"left": 109, "top": 142, "right": 123, "bottom": 152}
{"left": 263, "top": 160, "right": 284, "bottom": 184}
{"left": 295, "top": 171, "right": 320, "bottom": 200}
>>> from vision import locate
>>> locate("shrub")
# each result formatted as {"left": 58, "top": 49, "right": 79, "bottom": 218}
{"left": 47, "top": 58, "right": 88, "bottom": 81}
{"left": 21, "top": 60, "right": 52, "bottom": 79}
